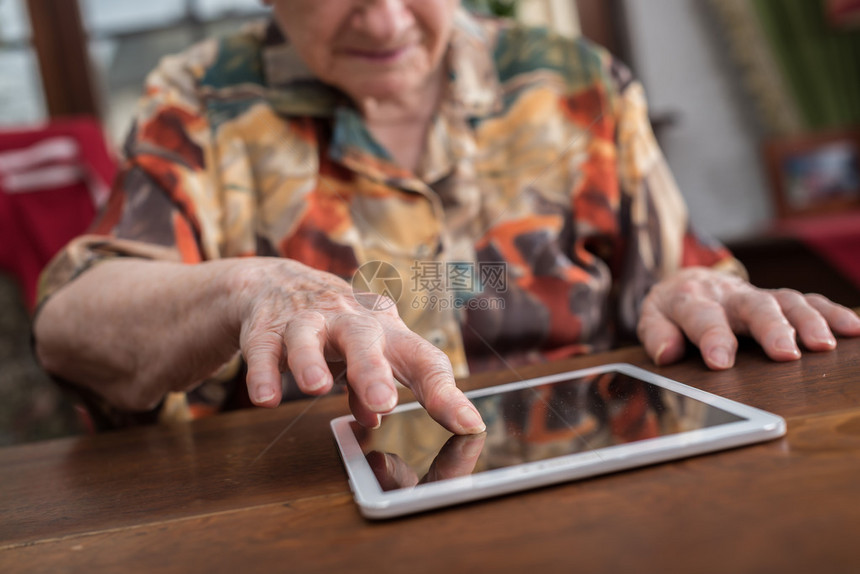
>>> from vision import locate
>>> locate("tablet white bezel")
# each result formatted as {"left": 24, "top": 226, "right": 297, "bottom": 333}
{"left": 330, "top": 363, "right": 786, "bottom": 519}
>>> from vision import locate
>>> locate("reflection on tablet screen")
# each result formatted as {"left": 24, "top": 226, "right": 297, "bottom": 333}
{"left": 351, "top": 371, "right": 745, "bottom": 492}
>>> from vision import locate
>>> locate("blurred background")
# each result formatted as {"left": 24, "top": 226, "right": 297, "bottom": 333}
{"left": 1, "top": 0, "right": 859, "bottom": 445}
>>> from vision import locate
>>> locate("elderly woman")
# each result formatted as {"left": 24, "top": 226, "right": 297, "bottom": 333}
{"left": 34, "top": 0, "right": 860, "bottom": 433}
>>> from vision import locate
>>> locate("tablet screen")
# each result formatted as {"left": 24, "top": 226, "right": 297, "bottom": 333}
{"left": 350, "top": 369, "right": 745, "bottom": 492}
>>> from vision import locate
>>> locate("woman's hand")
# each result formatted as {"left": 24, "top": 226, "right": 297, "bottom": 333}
{"left": 231, "top": 258, "right": 485, "bottom": 434}
{"left": 35, "top": 256, "right": 484, "bottom": 435}
{"left": 637, "top": 267, "right": 860, "bottom": 369}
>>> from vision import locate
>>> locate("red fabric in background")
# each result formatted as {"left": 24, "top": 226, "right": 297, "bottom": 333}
{"left": 777, "top": 213, "right": 860, "bottom": 290}
{"left": 0, "top": 117, "right": 116, "bottom": 311}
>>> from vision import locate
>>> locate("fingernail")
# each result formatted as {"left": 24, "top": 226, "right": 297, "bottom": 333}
{"left": 366, "top": 383, "right": 396, "bottom": 412}
{"left": 255, "top": 385, "right": 276, "bottom": 403}
{"left": 654, "top": 342, "right": 668, "bottom": 366}
{"left": 709, "top": 347, "right": 732, "bottom": 369}
{"left": 775, "top": 336, "right": 800, "bottom": 357}
{"left": 456, "top": 405, "right": 486, "bottom": 434}
{"left": 371, "top": 414, "right": 382, "bottom": 430}
{"left": 812, "top": 328, "right": 836, "bottom": 348}
{"left": 302, "top": 365, "right": 327, "bottom": 391}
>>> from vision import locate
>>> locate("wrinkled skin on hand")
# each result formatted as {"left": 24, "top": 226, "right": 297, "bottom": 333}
{"left": 231, "top": 258, "right": 485, "bottom": 434}
{"left": 637, "top": 267, "right": 860, "bottom": 370}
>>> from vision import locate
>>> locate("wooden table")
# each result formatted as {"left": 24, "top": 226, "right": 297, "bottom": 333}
{"left": 2, "top": 338, "right": 860, "bottom": 574}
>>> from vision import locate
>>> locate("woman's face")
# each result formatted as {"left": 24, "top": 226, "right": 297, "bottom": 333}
{"left": 267, "top": 0, "right": 459, "bottom": 103}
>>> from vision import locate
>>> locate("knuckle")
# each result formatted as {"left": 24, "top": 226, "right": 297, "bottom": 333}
{"left": 773, "top": 288, "right": 805, "bottom": 308}
{"left": 284, "top": 310, "right": 326, "bottom": 332}
{"left": 294, "top": 309, "right": 327, "bottom": 324}
{"left": 675, "top": 267, "right": 708, "bottom": 282}
{"left": 640, "top": 290, "right": 657, "bottom": 310}
{"left": 420, "top": 373, "right": 457, "bottom": 410}
{"left": 346, "top": 356, "right": 393, "bottom": 391}
{"left": 636, "top": 319, "right": 651, "bottom": 341}
{"left": 666, "top": 290, "right": 694, "bottom": 316}
{"left": 638, "top": 293, "right": 659, "bottom": 315}
{"left": 730, "top": 288, "right": 777, "bottom": 318}
{"left": 358, "top": 352, "right": 390, "bottom": 373}
{"left": 405, "top": 331, "right": 440, "bottom": 355}
{"left": 672, "top": 278, "right": 701, "bottom": 298}
{"left": 240, "top": 322, "right": 280, "bottom": 352}
{"left": 330, "top": 312, "right": 381, "bottom": 336}
{"left": 636, "top": 307, "right": 657, "bottom": 330}
{"left": 422, "top": 362, "right": 455, "bottom": 394}
{"left": 731, "top": 292, "right": 759, "bottom": 316}
{"left": 804, "top": 292, "right": 831, "bottom": 307}
{"left": 774, "top": 287, "right": 802, "bottom": 299}
{"left": 412, "top": 335, "right": 453, "bottom": 371}
{"left": 664, "top": 277, "right": 712, "bottom": 311}
{"left": 701, "top": 324, "right": 735, "bottom": 348}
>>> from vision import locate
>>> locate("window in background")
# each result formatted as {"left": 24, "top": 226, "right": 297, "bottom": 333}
{"left": 80, "top": 0, "right": 268, "bottom": 144}
{"left": 0, "top": 0, "right": 46, "bottom": 126}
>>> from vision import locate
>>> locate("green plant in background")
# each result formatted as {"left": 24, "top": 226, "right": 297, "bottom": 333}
{"left": 752, "top": 0, "right": 860, "bottom": 131}
{"left": 464, "top": 0, "right": 518, "bottom": 18}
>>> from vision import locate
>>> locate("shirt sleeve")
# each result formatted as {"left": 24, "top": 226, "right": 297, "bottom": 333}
{"left": 35, "top": 40, "right": 244, "bottom": 429}
{"left": 37, "top": 40, "right": 226, "bottom": 305}
{"left": 608, "top": 57, "right": 747, "bottom": 339}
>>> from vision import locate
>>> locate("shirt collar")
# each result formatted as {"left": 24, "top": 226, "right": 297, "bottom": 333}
{"left": 444, "top": 8, "right": 503, "bottom": 119}
{"left": 259, "top": 22, "right": 345, "bottom": 117}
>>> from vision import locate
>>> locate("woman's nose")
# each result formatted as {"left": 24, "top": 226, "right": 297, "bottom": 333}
{"left": 351, "top": 0, "right": 414, "bottom": 42}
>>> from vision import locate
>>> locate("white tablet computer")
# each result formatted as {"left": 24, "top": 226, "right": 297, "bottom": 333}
{"left": 330, "top": 363, "right": 786, "bottom": 519}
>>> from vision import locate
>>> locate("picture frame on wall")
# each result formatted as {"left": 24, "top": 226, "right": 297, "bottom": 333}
{"left": 763, "top": 129, "right": 860, "bottom": 219}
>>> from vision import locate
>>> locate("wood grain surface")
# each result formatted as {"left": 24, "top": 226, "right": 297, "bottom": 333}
{"left": 2, "top": 338, "right": 859, "bottom": 573}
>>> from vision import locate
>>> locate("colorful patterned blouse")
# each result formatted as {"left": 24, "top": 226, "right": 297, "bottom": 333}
{"left": 38, "top": 9, "right": 742, "bottom": 425}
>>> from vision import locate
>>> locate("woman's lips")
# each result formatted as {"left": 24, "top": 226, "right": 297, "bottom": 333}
{"left": 341, "top": 44, "right": 411, "bottom": 63}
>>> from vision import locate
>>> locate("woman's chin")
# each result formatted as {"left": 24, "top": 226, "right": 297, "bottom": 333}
{"left": 345, "top": 79, "right": 422, "bottom": 105}
{"left": 333, "top": 61, "right": 435, "bottom": 107}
